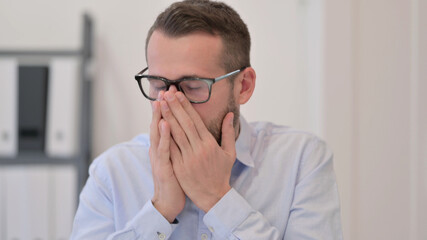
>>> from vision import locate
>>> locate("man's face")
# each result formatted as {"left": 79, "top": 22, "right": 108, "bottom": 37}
{"left": 146, "top": 30, "right": 240, "bottom": 143}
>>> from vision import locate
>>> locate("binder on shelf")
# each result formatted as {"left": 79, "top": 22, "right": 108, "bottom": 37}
{"left": 46, "top": 58, "right": 81, "bottom": 158}
{"left": 0, "top": 59, "right": 18, "bottom": 157}
{"left": 0, "top": 168, "right": 4, "bottom": 240}
{"left": 52, "top": 165, "right": 77, "bottom": 238}
{"left": 5, "top": 166, "right": 50, "bottom": 240}
{"left": 18, "top": 66, "right": 49, "bottom": 152}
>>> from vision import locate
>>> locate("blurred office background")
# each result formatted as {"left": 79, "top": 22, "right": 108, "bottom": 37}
{"left": 0, "top": 0, "right": 426, "bottom": 239}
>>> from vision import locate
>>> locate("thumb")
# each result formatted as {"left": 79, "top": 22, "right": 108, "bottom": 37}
{"left": 221, "top": 112, "right": 236, "bottom": 154}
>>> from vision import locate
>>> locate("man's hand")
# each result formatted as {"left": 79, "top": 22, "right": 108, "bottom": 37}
{"left": 160, "top": 90, "right": 237, "bottom": 212}
{"left": 150, "top": 98, "right": 186, "bottom": 223}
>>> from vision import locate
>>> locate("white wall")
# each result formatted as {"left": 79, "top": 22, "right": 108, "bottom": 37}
{"left": 322, "top": 0, "right": 427, "bottom": 239}
{"left": 0, "top": 0, "right": 426, "bottom": 239}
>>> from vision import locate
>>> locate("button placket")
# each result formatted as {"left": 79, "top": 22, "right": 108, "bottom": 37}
{"left": 157, "top": 232, "right": 166, "bottom": 240}
{"left": 201, "top": 233, "right": 208, "bottom": 240}
{"left": 197, "top": 209, "right": 211, "bottom": 240}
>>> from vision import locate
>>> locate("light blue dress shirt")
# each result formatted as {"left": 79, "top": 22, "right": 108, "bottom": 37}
{"left": 71, "top": 116, "right": 343, "bottom": 239}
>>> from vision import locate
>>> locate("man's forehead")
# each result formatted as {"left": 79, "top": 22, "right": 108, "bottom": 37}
{"left": 147, "top": 30, "right": 223, "bottom": 54}
{"left": 146, "top": 30, "right": 225, "bottom": 78}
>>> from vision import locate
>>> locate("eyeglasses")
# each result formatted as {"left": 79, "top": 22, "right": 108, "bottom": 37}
{"left": 134, "top": 66, "right": 247, "bottom": 103}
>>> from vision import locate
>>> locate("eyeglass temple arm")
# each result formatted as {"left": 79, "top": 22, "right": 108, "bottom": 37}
{"left": 214, "top": 66, "right": 247, "bottom": 82}
{"left": 137, "top": 67, "right": 149, "bottom": 76}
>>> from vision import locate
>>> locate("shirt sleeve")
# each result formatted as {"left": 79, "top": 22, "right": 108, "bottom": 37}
{"left": 203, "top": 188, "right": 281, "bottom": 239}
{"left": 70, "top": 161, "right": 177, "bottom": 240}
{"left": 203, "top": 138, "right": 342, "bottom": 240}
{"left": 284, "top": 138, "right": 343, "bottom": 240}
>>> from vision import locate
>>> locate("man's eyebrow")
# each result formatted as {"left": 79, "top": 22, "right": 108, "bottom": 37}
{"left": 148, "top": 73, "right": 212, "bottom": 80}
{"left": 181, "top": 74, "right": 207, "bottom": 79}
{"left": 178, "top": 74, "right": 213, "bottom": 80}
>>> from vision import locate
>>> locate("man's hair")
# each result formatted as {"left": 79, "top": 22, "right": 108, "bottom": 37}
{"left": 146, "top": 0, "right": 251, "bottom": 74}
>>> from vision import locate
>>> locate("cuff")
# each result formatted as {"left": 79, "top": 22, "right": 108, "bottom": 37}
{"left": 129, "top": 200, "right": 178, "bottom": 240}
{"left": 203, "top": 188, "right": 253, "bottom": 239}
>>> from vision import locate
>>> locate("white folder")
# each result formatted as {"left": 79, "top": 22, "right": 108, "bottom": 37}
{"left": 0, "top": 167, "right": 4, "bottom": 240}
{"left": 5, "top": 166, "right": 50, "bottom": 240}
{"left": 51, "top": 165, "right": 77, "bottom": 239}
{"left": 46, "top": 58, "right": 80, "bottom": 157}
{"left": 0, "top": 58, "right": 18, "bottom": 157}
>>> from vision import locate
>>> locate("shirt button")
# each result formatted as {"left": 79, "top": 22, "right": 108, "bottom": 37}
{"left": 158, "top": 233, "right": 166, "bottom": 240}
{"left": 201, "top": 233, "right": 208, "bottom": 240}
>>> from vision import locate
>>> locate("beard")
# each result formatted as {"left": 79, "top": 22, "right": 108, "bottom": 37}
{"left": 206, "top": 94, "right": 240, "bottom": 146}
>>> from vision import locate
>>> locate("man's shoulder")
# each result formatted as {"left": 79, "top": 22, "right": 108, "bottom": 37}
{"left": 248, "top": 121, "right": 323, "bottom": 143}
{"left": 89, "top": 134, "right": 151, "bottom": 176}
{"left": 246, "top": 120, "right": 330, "bottom": 159}
{"left": 97, "top": 133, "right": 150, "bottom": 158}
{"left": 247, "top": 121, "right": 333, "bottom": 179}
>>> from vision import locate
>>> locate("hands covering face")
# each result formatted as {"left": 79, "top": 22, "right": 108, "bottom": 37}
{"left": 150, "top": 86, "right": 237, "bottom": 222}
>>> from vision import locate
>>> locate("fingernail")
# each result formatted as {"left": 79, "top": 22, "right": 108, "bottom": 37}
{"left": 230, "top": 113, "right": 234, "bottom": 126}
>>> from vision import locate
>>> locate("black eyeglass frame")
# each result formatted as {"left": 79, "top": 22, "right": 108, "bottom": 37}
{"left": 134, "top": 66, "right": 247, "bottom": 103}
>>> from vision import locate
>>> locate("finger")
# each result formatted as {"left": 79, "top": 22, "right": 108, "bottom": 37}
{"left": 158, "top": 90, "right": 165, "bottom": 101}
{"left": 150, "top": 101, "right": 161, "bottom": 149}
{"left": 174, "top": 91, "right": 211, "bottom": 140}
{"left": 176, "top": 92, "right": 212, "bottom": 140}
{"left": 220, "top": 112, "right": 236, "bottom": 154}
{"left": 169, "top": 138, "right": 183, "bottom": 165}
{"left": 160, "top": 100, "right": 191, "bottom": 152}
{"left": 164, "top": 91, "right": 200, "bottom": 144}
{"left": 157, "top": 119, "right": 171, "bottom": 163}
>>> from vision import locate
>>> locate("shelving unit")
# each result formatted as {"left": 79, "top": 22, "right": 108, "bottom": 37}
{"left": 0, "top": 14, "right": 93, "bottom": 240}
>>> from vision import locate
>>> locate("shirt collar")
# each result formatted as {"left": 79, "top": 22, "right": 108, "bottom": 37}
{"left": 235, "top": 115, "right": 255, "bottom": 168}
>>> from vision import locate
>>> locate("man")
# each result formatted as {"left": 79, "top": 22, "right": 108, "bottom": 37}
{"left": 71, "top": 1, "right": 343, "bottom": 239}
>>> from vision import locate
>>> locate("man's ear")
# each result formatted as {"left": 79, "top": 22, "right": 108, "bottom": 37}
{"left": 235, "top": 67, "right": 256, "bottom": 105}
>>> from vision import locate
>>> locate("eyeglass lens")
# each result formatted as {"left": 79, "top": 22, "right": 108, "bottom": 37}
{"left": 140, "top": 77, "right": 210, "bottom": 102}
